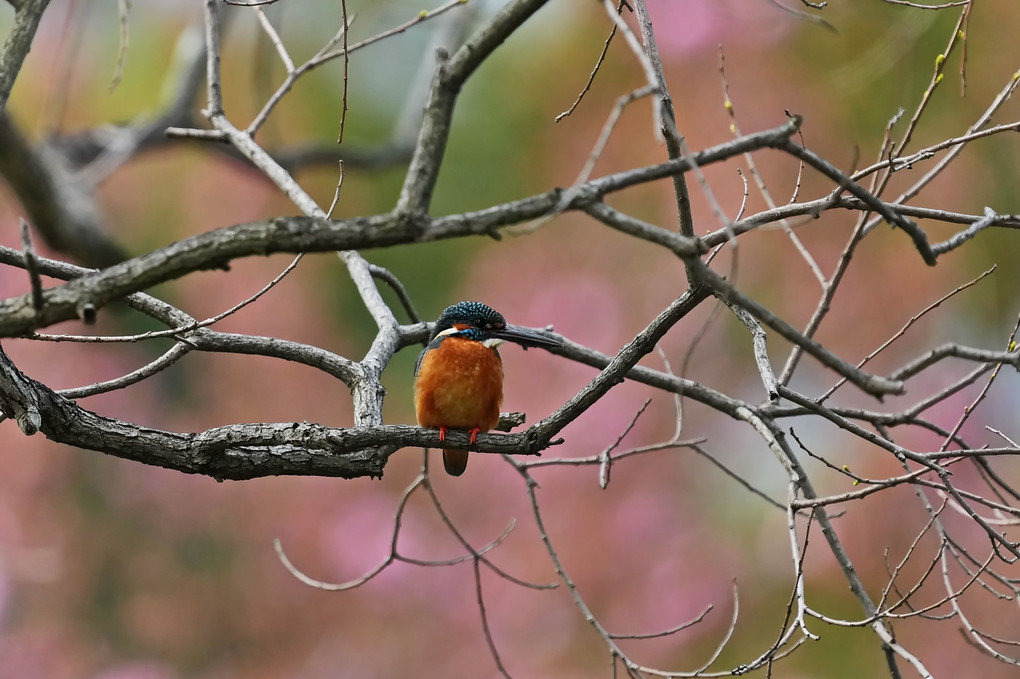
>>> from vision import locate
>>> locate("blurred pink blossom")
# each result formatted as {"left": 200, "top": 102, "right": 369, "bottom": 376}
{"left": 645, "top": 0, "right": 795, "bottom": 55}
{"left": 93, "top": 663, "right": 177, "bottom": 679}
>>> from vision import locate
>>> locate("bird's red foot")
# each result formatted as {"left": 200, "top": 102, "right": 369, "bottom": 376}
{"left": 438, "top": 426, "right": 448, "bottom": 442}
{"left": 468, "top": 427, "right": 481, "bottom": 444}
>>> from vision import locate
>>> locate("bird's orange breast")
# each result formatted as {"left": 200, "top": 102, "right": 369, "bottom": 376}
{"left": 414, "top": 337, "right": 503, "bottom": 432}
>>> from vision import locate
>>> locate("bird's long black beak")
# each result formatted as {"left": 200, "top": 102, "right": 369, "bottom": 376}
{"left": 491, "top": 325, "right": 561, "bottom": 349}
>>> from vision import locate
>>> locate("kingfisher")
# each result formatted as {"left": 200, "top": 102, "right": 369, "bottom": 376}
{"left": 414, "top": 301, "right": 561, "bottom": 476}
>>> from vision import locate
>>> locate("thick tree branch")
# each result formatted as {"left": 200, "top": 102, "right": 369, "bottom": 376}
{"left": 0, "top": 343, "right": 558, "bottom": 480}
{"left": 394, "top": 0, "right": 551, "bottom": 218}
{"left": 0, "top": 119, "right": 802, "bottom": 337}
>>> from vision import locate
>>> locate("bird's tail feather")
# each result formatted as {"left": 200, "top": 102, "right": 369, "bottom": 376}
{"left": 443, "top": 449, "right": 469, "bottom": 476}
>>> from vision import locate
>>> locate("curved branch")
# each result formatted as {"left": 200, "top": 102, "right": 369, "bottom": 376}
{"left": 0, "top": 345, "right": 553, "bottom": 481}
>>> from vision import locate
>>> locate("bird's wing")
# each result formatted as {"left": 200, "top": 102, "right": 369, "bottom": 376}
{"left": 414, "top": 335, "right": 446, "bottom": 376}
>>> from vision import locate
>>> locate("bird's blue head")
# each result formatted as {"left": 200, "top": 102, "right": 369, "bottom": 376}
{"left": 430, "top": 301, "right": 560, "bottom": 349}
{"left": 433, "top": 301, "right": 506, "bottom": 340}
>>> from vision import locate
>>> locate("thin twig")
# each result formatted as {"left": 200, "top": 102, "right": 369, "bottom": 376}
{"left": 555, "top": 0, "right": 627, "bottom": 122}
{"left": 18, "top": 218, "right": 44, "bottom": 312}
{"left": 336, "top": 0, "right": 350, "bottom": 144}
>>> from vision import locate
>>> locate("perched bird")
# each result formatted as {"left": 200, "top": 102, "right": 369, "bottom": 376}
{"left": 414, "top": 301, "right": 561, "bottom": 476}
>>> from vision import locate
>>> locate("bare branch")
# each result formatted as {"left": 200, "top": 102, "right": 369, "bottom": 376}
{"left": 0, "top": 0, "right": 49, "bottom": 111}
